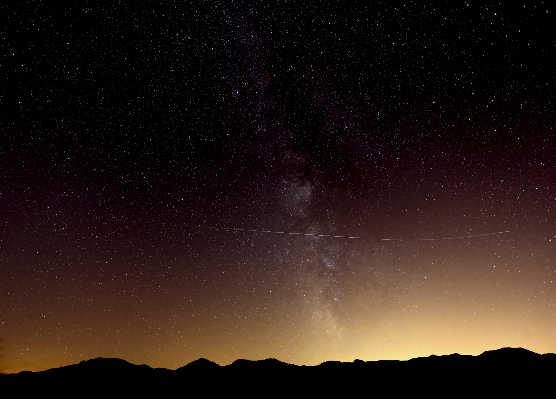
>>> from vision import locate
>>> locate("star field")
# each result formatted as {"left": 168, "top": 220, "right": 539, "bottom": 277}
{"left": 1, "top": 1, "right": 555, "bottom": 373}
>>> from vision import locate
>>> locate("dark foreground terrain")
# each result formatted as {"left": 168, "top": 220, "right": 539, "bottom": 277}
{"left": 1, "top": 348, "right": 554, "bottom": 396}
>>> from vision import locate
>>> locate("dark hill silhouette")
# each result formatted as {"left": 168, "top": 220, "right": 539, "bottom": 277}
{"left": 176, "top": 357, "right": 220, "bottom": 373}
{"left": 478, "top": 346, "right": 540, "bottom": 361}
{"left": 1, "top": 348, "right": 555, "bottom": 396}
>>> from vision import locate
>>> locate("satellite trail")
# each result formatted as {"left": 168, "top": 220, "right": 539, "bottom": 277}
{"left": 183, "top": 224, "right": 362, "bottom": 239}
{"left": 184, "top": 224, "right": 510, "bottom": 241}
{"left": 378, "top": 230, "right": 511, "bottom": 241}
{"left": 95, "top": 217, "right": 510, "bottom": 242}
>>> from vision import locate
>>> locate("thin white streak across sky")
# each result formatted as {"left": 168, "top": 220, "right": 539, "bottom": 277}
{"left": 182, "top": 224, "right": 363, "bottom": 239}
{"left": 378, "top": 231, "right": 511, "bottom": 241}
{"left": 183, "top": 224, "right": 511, "bottom": 241}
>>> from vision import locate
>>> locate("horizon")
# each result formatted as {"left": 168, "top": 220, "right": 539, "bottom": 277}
{"left": 1, "top": 2, "right": 555, "bottom": 375}
{"left": 2, "top": 346, "right": 551, "bottom": 374}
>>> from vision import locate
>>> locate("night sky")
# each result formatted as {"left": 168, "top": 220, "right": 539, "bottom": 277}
{"left": 1, "top": 1, "right": 555, "bottom": 373}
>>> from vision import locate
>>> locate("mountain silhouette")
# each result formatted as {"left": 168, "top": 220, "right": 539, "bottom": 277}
{"left": 1, "top": 348, "right": 554, "bottom": 396}
{"left": 176, "top": 357, "right": 220, "bottom": 373}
